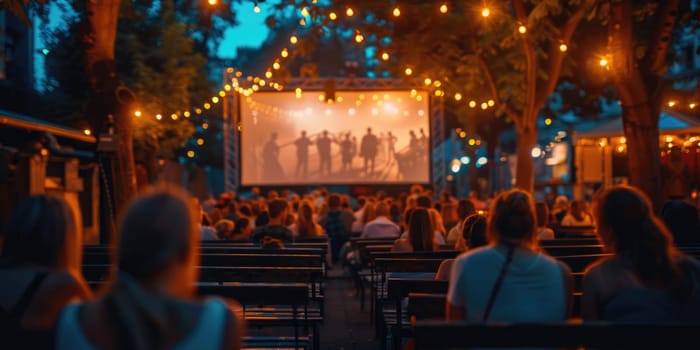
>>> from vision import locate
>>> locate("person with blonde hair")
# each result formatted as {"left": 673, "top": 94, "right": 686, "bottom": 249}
{"left": 428, "top": 208, "right": 447, "bottom": 245}
{"left": 583, "top": 186, "right": 700, "bottom": 323}
{"left": 56, "top": 187, "right": 243, "bottom": 350}
{"left": 447, "top": 189, "right": 572, "bottom": 322}
{"left": 290, "top": 201, "right": 325, "bottom": 238}
{"left": 1, "top": 196, "right": 92, "bottom": 349}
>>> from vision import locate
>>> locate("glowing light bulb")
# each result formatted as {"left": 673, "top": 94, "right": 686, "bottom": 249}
{"left": 300, "top": 7, "right": 309, "bottom": 17}
{"left": 202, "top": 122, "right": 209, "bottom": 129}
{"left": 481, "top": 102, "right": 488, "bottom": 110}
{"left": 204, "top": 103, "right": 211, "bottom": 110}
{"left": 219, "top": 90, "right": 226, "bottom": 97}
{"left": 469, "top": 100, "right": 477, "bottom": 108}
{"left": 184, "top": 111, "right": 191, "bottom": 118}
{"left": 440, "top": 4, "right": 448, "bottom": 14}
{"left": 134, "top": 110, "right": 142, "bottom": 117}
{"left": 196, "top": 138, "right": 204, "bottom": 146}
{"left": 424, "top": 78, "right": 432, "bottom": 86}
{"left": 690, "top": 103, "right": 697, "bottom": 109}
{"left": 544, "top": 118, "right": 552, "bottom": 126}
{"left": 599, "top": 57, "right": 609, "bottom": 67}
{"left": 265, "top": 71, "right": 272, "bottom": 78}
{"left": 208, "top": 0, "right": 216, "bottom": 5}
{"left": 381, "top": 52, "right": 390, "bottom": 61}
{"left": 253, "top": 3, "right": 260, "bottom": 13}
{"left": 212, "top": 97, "right": 219, "bottom": 104}
{"left": 281, "top": 48, "right": 289, "bottom": 58}
{"left": 155, "top": 114, "right": 162, "bottom": 120}
{"left": 273, "top": 62, "right": 281, "bottom": 70}
{"left": 518, "top": 25, "right": 527, "bottom": 34}
{"left": 346, "top": 8, "right": 354, "bottom": 16}
{"left": 559, "top": 43, "right": 568, "bottom": 52}
{"left": 454, "top": 93, "right": 462, "bottom": 101}
{"left": 487, "top": 99, "right": 495, "bottom": 107}
{"left": 667, "top": 100, "right": 677, "bottom": 107}
{"left": 329, "top": 12, "right": 337, "bottom": 20}
{"left": 393, "top": 7, "right": 401, "bottom": 17}
{"left": 354, "top": 33, "right": 364, "bottom": 43}
{"left": 290, "top": 35, "right": 298, "bottom": 44}
{"left": 404, "top": 67, "right": 413, "bottom": 76}
{"left": 481, "top": 7, "right": 490, "bottom": 17}
{"left": 187, "top": 150, "right": 195, "bottom": 158}
{"left": 83, "top": 129, "right": 91, "bottom": 136}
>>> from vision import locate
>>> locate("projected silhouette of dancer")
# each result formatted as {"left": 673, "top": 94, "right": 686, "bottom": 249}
{"left": 409, "top": 130, "right": 419, "bottom": 155}
{"left": 360, "top": 127, "right": 379, "bottom": 175}
{"left": 339, "top": 133, "right": 354, "bottom": 172}
{"left": 317, "top": 130, "right": 332, "bottom": 176}
{"left": 419, "top": 128, "right": 429, "bottom": 157}
{"left": 294, "top": 130, "right": 313, "bottom": 177}
{"left": 262, "top": 132, "right": 284, "bottom": 180}
{"left": 387, "top": 131, "right": 397, "bottom": 161}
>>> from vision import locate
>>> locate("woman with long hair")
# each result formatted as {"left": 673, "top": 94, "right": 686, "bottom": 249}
{"left": 290, "top": 201, "right": 325, "bottom": 238}
{"left": 428, "top": 208, "right": 447, "bottom": 245}
{"left": 435, "top": 214, "right": 488, "bottom": 281}
{"left": 582, "top": 186, "right": 700, "bottom": 322}
{"left": 391, "top": 208, "right": 436, "bottom": 252}
{"left": 446, "top": 189, "right": 572, "bottom": 322}
{"left": 55, "top": 187, "right": 243, "bottom": 350}
{"left": 1, "top": 196, "right": 92, "bottom": 349}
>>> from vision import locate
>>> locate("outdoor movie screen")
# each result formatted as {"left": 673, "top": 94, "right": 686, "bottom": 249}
{"left": 240, "top": 90, "right": 431, "bottom": 185}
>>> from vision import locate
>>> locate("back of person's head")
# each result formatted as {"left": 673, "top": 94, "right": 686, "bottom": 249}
{"left": 297, "top": 201, "right": 317, "bottom": 237}
{"left": 328, "top": 193, "right": 341, "bottom": 209}
{"left": 487, "top": 189, "right": 538, "bottom": 249}
{"left": 238, "top": 203, "right": 252, "bottom": 217}
{"left": 255, "top": 211, "right": 270, "bottom": 227}
{"left": 440, "top": 202, "right": 458, "bottom": 223}
{"left": 660, "top": 200, "right": 700, "bottom": 244}
{"left": 233, "top": 217, "right": 251, "bottom": 235}
{"left": 595, "top": 186, "right": 684, "bottom": 289}
{"left": 268, "top": 198, "right": 288, "bottom": 219}
{"left": 375, "top": 202, "right": 390, "bottom": 217}
{"left": 1, "top": 195, "right": 80, "bottom": 270}
{"left": 106, "top": 187, "right": 200, "bottom": 350}
{"left": 409, "top": 208, "right": 434, "bottom": 251}
{"left": 535, "top": 201, "right": 550, "bottom": 227}
{"left": 554, "top": 195, "right": 569, "bottom": 210}
{"left": 261, "top": 235, "right": 285, "bottom": 249}
{"left": 117, "top": 187, "right": 199, "bottom": 285}
{"left": 389, "top": 203, "right": 401, "bottom": 219}
{"left": 416, "top": 195, "right": 433, "bottom": 208}
{"left": 362, "top": 202, "right": 377, "bottom": 224}
{"left": 570, "top": 200, "right": 586, "bottom": 220}
{"left": 457, "top": 214, "right": 487, "bottom": 251}
{"left": 214, "top": 219, "right": 235, "bottom": 240}
{"left": 428, "top": 208, "right": 445, "bottom": 234}
{"left": 457, "top": 198, "right": 476, "bottom": 220}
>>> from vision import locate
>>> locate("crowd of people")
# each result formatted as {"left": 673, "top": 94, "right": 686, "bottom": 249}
{"left": 1, "top": 183, "right": 700, "bottom": 348}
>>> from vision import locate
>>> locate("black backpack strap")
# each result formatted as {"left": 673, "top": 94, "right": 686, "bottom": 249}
{"left": 482, "top": 244, "right": 515, "bottom": 322}
{"left": 9, "top": 271, "right": 49, "bottom": 323}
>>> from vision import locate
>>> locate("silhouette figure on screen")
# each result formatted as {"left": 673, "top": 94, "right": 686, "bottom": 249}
{"left": 409, "top": 130, "right": 419, "bottom": 154}
{"left": 262, "top": 132, "right": 284, "bottom": 180}
{"left": 339, "top": 133, "right": 355, "bottom": 172}
{"left": 294, "top": 130, "right": 313, "bottom": 177}
{"left": 317, "top": 130, "right": 332, "bottom": 176}
{"left": 387, "top": 131, "right": 397, "bottom": 161}
{"left": 360, "top": 127, "right": 379, "bottom": 175}
{"left": 419, "top": 128, "right": 428, "bottom": 157}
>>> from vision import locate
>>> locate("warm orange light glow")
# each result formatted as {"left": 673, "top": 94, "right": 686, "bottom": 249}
{"left": 393, "top": 7, "right": 401, "bottom": 17}
{"left": 187, "top": 150, "right": 195, "bottom": 158}
{"left": 207, "top": 0, "right": 216, "bottom": 5}
{"left": 134, "top": 110, "right": 142, "bottom": 117}
{"left": 544, "top": 118, "right": 552, "bottom": 126}
{"left": 668, "top": 100, "right": 677, "bottom": 107}
{"left": 156, "top": 114, "right": 163, "bottom": 120}
{"left": 559, "top": 43, "right": 568, "bottom": 52}
{"left": 212, "top": 97, "right": 219, "bottom": 104}
{"left": 440, "top": 4, "right": 448, "bottom": 14}
{"left": 281, "top": 48, "right": 289, "bottom": 58}
{"left": 202, "top": 122, "right": 209, "bottom": 130}
{"left": 346, "top": 8, "right": 354, "bottom": 16}
{"left": 599, "top": 57, "right": 609, "bottom": 67}
{"left": 404, "top": 67, "right": 413, "bottom": 76}
{"left": 83, "top": 129, "right": 91, "bottom": 136}
{"left": 481, "top": 7, "right": 490, "bottom": 17}
{"left": 381, "top": 52, "right": 390, "bottom": 61}
{"left": 354, "top": 33, "right": 364, "bottom": 43}
{"left": 197, "top": 138, "right": 204, "bottom": 146}
{"left": 329, "top": 12, "right": 337, "bottom": 20}
{"left": 290, "top": 35, "right": 298, "bottom": 44}
{"left": 424, "top": 78, "right": 432, "bottom": 86}
{"left": 204, "top": 103, "right": 211, "bottom": 110}
{"left": 454, "top": 93, "right": 463, "bottom": 101}
{"left": 273, "top": 62, "right": 281, "bottom": 70}
{"left": 184, "top": 111, "right": 191, "bottom": 118}
{"left": 690, "top": 103, "right": 697, "bottom": 109}
{"left": 265, "top": 71, "right": 272, "bottom": 79}
{"left": 487, "top": 99, "right": 495, "bottom": 107}
{"left": 518, "top": 25, "right": 527, "bottom": 34}
{"left": 469, "top": 100, "right": 477, "bottom": 108}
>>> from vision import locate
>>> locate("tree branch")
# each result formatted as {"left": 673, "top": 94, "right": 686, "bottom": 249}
{"left": 474, "top": 48, "right": 519, "bottom": 122}
{"left": 513, "top": 0, "right": 537, "bottom": 118}
{"left": 534, "top": 0, "right": 593, "bottom": 109}
{"left": 645, "top": 0, "right": 680, "bottom": 76}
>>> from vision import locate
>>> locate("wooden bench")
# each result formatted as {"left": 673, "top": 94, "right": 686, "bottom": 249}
{"left": 407, "top": 293, "right": 446, "bottom": 321}
{"left": 199, "top": 253, "right": 322, "bottom": 268}
{"left": 557, "top": 253, "right": 611, "bottom": 273}
{"left": 198, "top": 283, "right": 319, "bottom": 350}
{"left": 413, "top": 321, "right": 699, "bottom": 349}
{"left": 540, "top": 237, "right": 601, "bottom": 246}
{"left": 543, "top": 244, "right": 605, "bottom": 257}
{"left": 384, "top": 279, "right": 448, "bottom": 350}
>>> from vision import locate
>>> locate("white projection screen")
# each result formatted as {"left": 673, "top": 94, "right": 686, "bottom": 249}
{"left": 240, "top": 90, "right": 431, "bottom": 185}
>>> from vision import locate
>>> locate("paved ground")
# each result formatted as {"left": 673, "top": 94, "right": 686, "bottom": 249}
{"left": 319, "top": 269, "right": 380, "bottom": 350}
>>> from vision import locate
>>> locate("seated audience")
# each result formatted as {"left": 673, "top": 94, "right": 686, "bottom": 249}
{"left": 582, "top": 186, "right": 700, "bottom": 323}
{"left": 445, "top": 199, "right": 475, "bottom": 245}
{"left": 428, "top": 208, "right": 447, "bottom": 245}
{"left": 441, "top": 202, "right": 460, "bottom": 233}
{"left": 550, "top": 195, "right": 569, "bottom": 225}
{"left": 55, "top": 187, "right": 243, "bottom": 350}
{"left": 230, "top": 218, "right": 252, "bottom": 241}
{"left": 660, "top": 200, "right": 700, "bottom": 244}
{"left": 251, "top": 199, "right": 294, "bottom": 244}
{"left": 535, "top": 201, "right": 555, "bottom": 240}
{"left": 321, "top": 194, "right": 351, "bottom": 264}
{"left": 392, "top": 208, "right": 437, "bottom": 252}
{"left": 560, "top": 199, "right": 593, "bottom": 227}
{"left": 214, "top": 219, "right": 235, "bottom": 240}
{"left": 435, "top": 214, "right": 488, "bottom": 281}
{"left": 447, "top": 189, "right": 572, "bottom": 322}
{"left": 289, "top": 200, "right": 325, "bottom": 238}
{"left": 0, "top": 196, "right": 92, "bottom": 349}
{"left": 361, "top": 202, "right": 401, "bottom": 239}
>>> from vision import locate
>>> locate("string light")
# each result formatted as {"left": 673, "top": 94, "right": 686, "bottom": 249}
{"left": 668, "top": 100, "right": 677, "bottom": 107}
{"left": 518, "top": 25, "right": 527, "bottom": 34}
{"left": 204, "top": 103, "right": 211, "bottom": 110}
{"left": 440, "top": 3, "right": 448, "bottom": 14}
{"left": 155, "top": 114, "right": 162, "bottom": 120}
{"left": 481, "top": 7, "right": 490, "bottom": 17}
{"left": 134, "top": 110, "right": 142, "bottom": 117}
{"left": 184, "top": 111, "right": 191, "bottom": 118}
{"left": 544, "top": 118, "right": 552, "bottom": 126}
{"left": 329, "top": 12, "right": 337, "bottom": 20}
{"left": 281, "top": 48, "right": 289, "bottom": 58}
{"left": 196, "top": 138, "right": 205, "bottom": 146}
{"left": 469, "top": 100, "right": 477, "bottom": 108}
{"left": 454, "top": 93, "right": 462, "bottom": 101}
{"left": 424, "top": 78, "right": 432, "bottom": 86}
{"left": 219, "top": 91, "right": 226, "bottom": 97}
{"left": 273, "top": 62, "right": 281, "bottom": 70}
{"left": 290, "top": 35, "right": 298, "bottom": 44}
{"left": 171, "top": 113, "right": 178, "bottom": 120}
{"left": 300, "top": 7, "right": 309, "bottom": 17}
{"left": 202, "top": 122, "right": 209, "bottom": 129}
{"left": 354, "top": 32, "right": 364, "bottom": 43}
{"left": 487, "top": 99, "right": 495, "bottom": 106}
{"left": 481, "top": 102, "right": 488, "bottom": 110}
{"left": 265, "top": 71, "right": 273, "bottom": 79}
{"left": 195, "top": 108, "right": 202, "bottom": 114}
{"left": 381, "top": 52, "right": 390, "bottom": 61}
{"left": 393, "top": 7, "right": 401, "bottom": 17}
{"left": 187, "top": 150, "right": 195, "bottom": 158}
{"left": 253, "top": 3, "right": 260, "bottom": 13}
{"left": 346, "top": 7, "right": 354, "bottom": 16}
{"left": 404, "top": 67, "right": 413, "bottom": 76}
{"left": 83, "top": 129, "right": 91, "bottom": 136}
{"left": 212, "top": 97, "right": 219, "bottom": 104}
{"left": 559, "top": 42, "right": 568, "bottom": 52}
{"left": 691, "top": 103, "right": 697, "bottom": 109}
{"left": 207, "top": 0, "right": 216, "bottom": 5}
{"left": 599, "top": 57, "right": 609, "bottom": 67}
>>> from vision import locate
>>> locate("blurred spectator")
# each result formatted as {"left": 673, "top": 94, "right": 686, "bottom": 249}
{"left": 660, "top": 200, "right": 700, "bottom": 244}
{"left": 583, "top": 186, "right": 700, "bottom": 323}
{"left": 214, "top": 219, "right": 235, "bottom": 240}
{"left": 551, "top": 195, "right": 569, "bottom": 225}
{"left": 445, "top": 199, "right": 476, "bottom": 245}
{"left": 436, "top": 214, "right": 488, "bottom": 281}
{"left": 361, "top": 202, "right": 401, "bottom": 239}
{"left": 55, "top": 187, "right": 243, "bottom": 350}
{"left": 0, "top": 196, "right": 92, "bottom": 349}
{"left": 251, "top": 199, "right": 294, "bottom": 244}
{"left": 231, "top": 218, "right": 253, "bottom": 241}
{"left": 441, "top": 202, "right": 460, "bottom": 233}
{"left": 290, "top": 201, "right": 325, "bottom": 238}
{"left": 560, "top": 200, "right": 593, "bottom": 227}
{"left": 535, "top": 201, "right": 555, "bottom": 240}
{"left": 392, "top": 208, "right": 437, "bottom": 252}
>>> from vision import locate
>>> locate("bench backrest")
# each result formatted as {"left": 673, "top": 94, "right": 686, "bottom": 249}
{"left": 407, "top": 293, "right": 446, "bottom": 320}
{"left": 197, "top": 282, "right": 308, "bottom": 305}
{"left": 199, "top": 253, "right": 321, "bottom": 267}
{"left": 387, "top": 278, "right": 448, "bottom": 299}
{"left": 374, "top": 258, "right": 445, "bottom": 275}
{"left": 556, "top": 253, "right": 611, "bottom": 273}
{"left": 540, "top": 237, "right": 600, "bottom": 246}
{"left": 413, "top": 321, "right": 699, "bottom": 348}
{"left": 543, "top": 245, "right": 605, "bottom": 257}
{"left": 198, "top": 266, "right": 323, "bottom": 283}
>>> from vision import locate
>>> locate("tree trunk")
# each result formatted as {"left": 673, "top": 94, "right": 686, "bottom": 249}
{"left": 514, "top": 120, "right": 537, "bottom": 193}
{"left": 83, "top": 0, "right": 137, "bottom": 224}
{"left": 622, "top": 105, "right": 662, "bottom": 208}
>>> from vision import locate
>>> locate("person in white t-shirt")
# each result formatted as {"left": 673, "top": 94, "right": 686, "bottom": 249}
{"left": 446, "top": 189, "right": 572, "bottom": 322}
{"left": 560, "top": 200, "right": 593, "bottom": 227}
{"left": 361, "top": 202, "right": 401, "bottom": 238}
